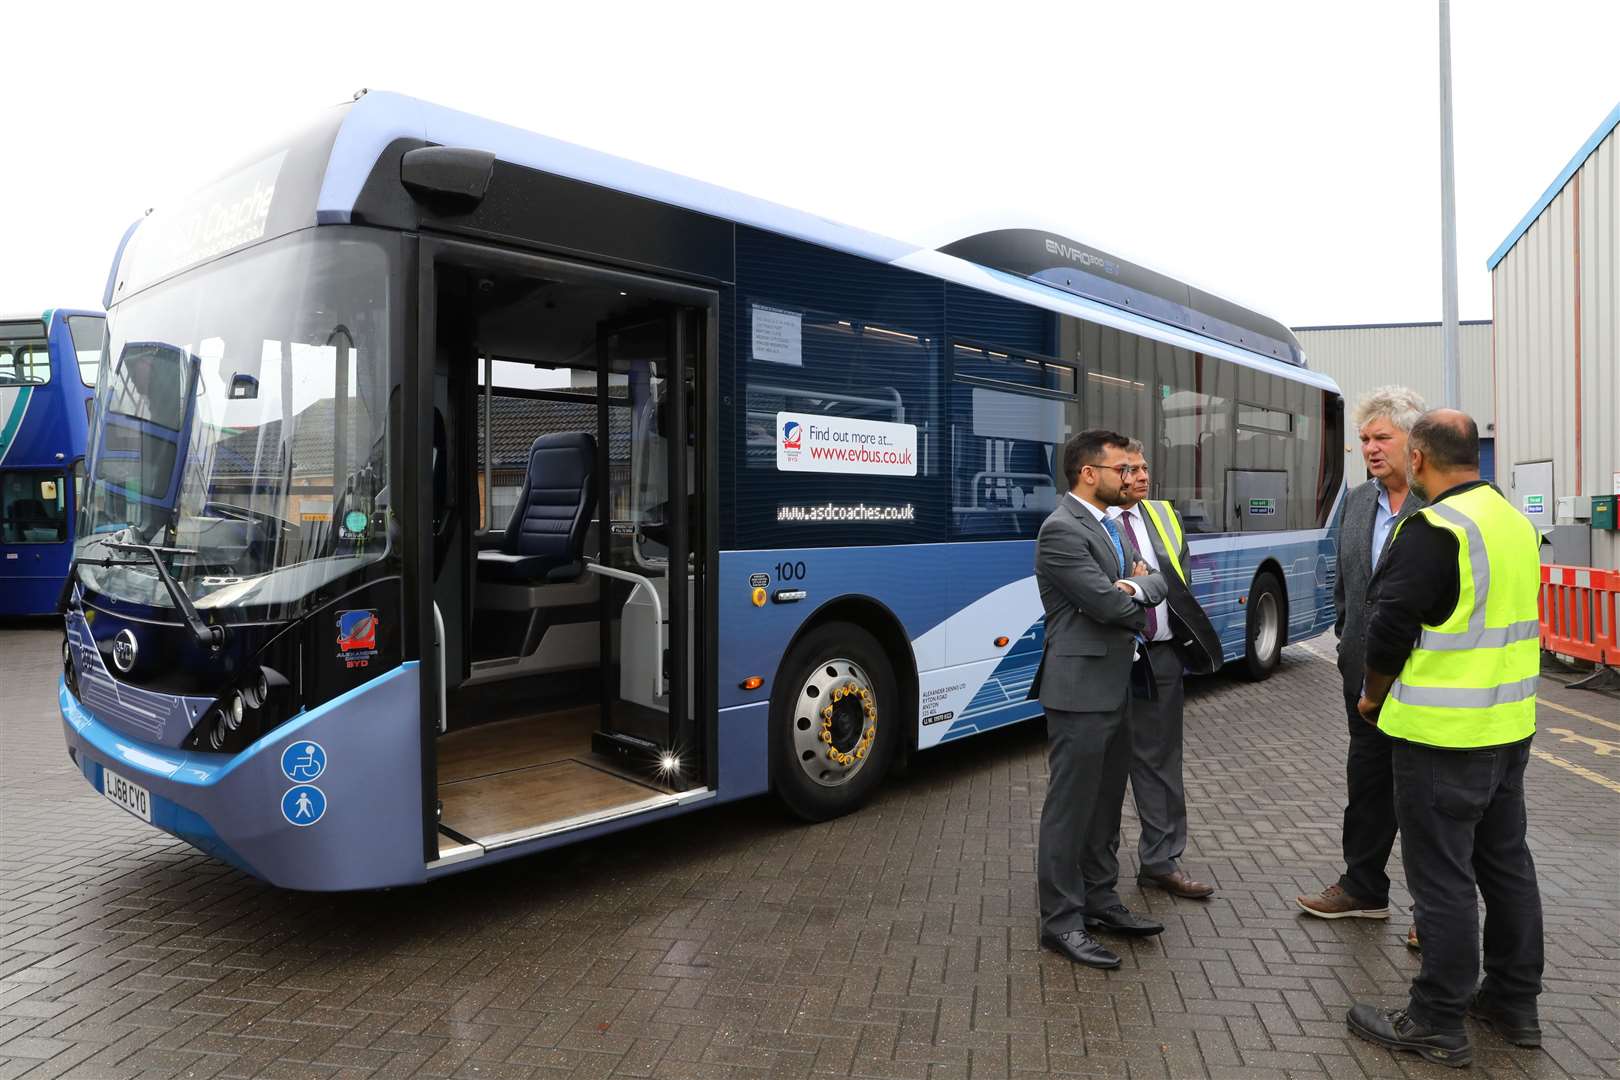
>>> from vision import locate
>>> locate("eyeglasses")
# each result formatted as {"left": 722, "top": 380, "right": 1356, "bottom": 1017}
{"left": 1090, "top": 463, "right": 1142, "bottom": 477}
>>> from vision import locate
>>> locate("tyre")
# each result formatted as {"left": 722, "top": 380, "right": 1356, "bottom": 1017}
{"left": 1242, "top": 571, "right": 1285, "bottom": 680}
{"left": 770, "top": 621, "right": 901, "bottom": 822}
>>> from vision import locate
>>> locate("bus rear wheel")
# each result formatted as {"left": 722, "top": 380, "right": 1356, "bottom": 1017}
{"left": 1242, "top": 571, "right": 1285, "bottom": 680}
{"left": 771, "top": 622, "right": 900, "bottom": 822}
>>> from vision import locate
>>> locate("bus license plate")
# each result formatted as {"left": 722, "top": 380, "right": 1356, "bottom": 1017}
{"left": 101, "top": 768, "right": 152, "bottom": 823}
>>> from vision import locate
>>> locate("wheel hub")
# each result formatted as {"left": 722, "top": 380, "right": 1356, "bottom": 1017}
{"left": 791, "top": 658, "right": 879, "bottom": 787}
{"left": 819, "top": 682, "right": 877, "bottom": 767}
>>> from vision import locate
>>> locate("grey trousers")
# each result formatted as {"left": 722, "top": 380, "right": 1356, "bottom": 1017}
{"left": 1129, "top": 641, "right": 1189, "bottom": 878}
{"left": 1037, "top": 699, "right": 1132, "bottom": 935}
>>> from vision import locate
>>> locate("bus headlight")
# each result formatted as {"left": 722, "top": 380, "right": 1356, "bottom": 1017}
{"left": 187, "top": 665, "right": 295, "bottom": 753}
{"left": 62, "top": 639, "right": 79, "bottom": 697}
{"left": 242, "top": 671, "right": 268, "bottom": 709}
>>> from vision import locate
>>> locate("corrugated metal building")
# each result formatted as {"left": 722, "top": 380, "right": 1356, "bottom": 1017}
{"left": 1293, "top": 320, "right": 1495, "bottom": 485}
{"left": 1489, "top": 103, "right": 1620, "bottom": 570}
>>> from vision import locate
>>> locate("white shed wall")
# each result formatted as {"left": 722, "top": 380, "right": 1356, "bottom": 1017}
{"left": 1492, "top": 125, "right": 1619, "bottom": 570}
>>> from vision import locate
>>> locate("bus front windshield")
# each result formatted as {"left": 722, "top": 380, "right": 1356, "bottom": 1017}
{"left": 77, "top": 228, "right": 398, "bottom": 617}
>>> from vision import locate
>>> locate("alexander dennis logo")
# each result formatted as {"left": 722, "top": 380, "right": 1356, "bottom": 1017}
{"left": 781, "top": 421, "right": 802, "bottom": 450}
{"left": 335, "top": 609, "right": 379, "bottom": 669}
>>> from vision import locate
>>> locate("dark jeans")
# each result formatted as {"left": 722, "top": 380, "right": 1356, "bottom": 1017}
{"left": 1338, "top": 686, "right": 1398, "bottom": 906}
{"left": 1393, "top": 738, "right": 1544, "bottom": 1032}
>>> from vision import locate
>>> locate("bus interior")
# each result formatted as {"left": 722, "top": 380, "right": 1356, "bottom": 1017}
{"left": 427, "top": 259, "right": 710, "bottom": 864}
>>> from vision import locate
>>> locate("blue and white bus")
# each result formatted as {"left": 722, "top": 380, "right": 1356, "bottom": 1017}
{"left": 61, "top": 91, "right": 1343, "bottom": 890}
{"left": 1, "top": 308, "right": 104, "bottom": 616}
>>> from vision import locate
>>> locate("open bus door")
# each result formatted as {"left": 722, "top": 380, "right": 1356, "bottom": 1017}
{"left": 419, "top": 239, "right": 715, "bottom": 869}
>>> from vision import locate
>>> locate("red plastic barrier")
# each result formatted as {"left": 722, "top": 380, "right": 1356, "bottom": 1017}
{"left": 1539, "top": 564, "right": 1620, "bottom": 666}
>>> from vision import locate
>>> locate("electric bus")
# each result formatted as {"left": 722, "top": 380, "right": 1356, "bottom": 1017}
{"left": 1, "top": 308, "right": 104, "bottom": 616}
{"left": 60, "top": 91, "right": 1343, "bottom": 890}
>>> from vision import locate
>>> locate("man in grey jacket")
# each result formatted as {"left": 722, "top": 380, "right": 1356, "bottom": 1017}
{"left": 1030, "top": 429, "right": 1169, "bottom": 969}
{"left": 1298, "top": 387, "right": 1426, "bottom": 927}
{"left": 1111, "top": 440, "right": 1224, "bottom": 901}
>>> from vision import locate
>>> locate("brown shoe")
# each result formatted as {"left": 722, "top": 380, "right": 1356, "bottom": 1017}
{"left": 1296, "top": 883, "right": 1390, "bottom": 920}
{"left": 1406, "top": 925, "right": 1420, "bottom": 950}
{"left": 1138, "top": 868, "right": 1215, "bottom": 898}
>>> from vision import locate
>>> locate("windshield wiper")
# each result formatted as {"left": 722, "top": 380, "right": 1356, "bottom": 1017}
{"left": 103, "top": 541, "right": 225, "bottom": 648}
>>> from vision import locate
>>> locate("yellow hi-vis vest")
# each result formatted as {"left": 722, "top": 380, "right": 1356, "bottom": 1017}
{"left": 1139, "top": 500, "right": 1186, "bottom": 583}
{"left": 1378, "top": 484, "right": 1541, "bottom": 748}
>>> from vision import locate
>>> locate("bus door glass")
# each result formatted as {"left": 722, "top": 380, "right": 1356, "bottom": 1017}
{"left": 595, "top": 308, "right": 704, "bottom": 775}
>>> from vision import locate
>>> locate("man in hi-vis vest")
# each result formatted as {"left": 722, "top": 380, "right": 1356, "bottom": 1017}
{"left": 1108, "top": 440, "right": 1224, "bottom": 900}
{"left": 1346, "top": 410, "right": 1543, "bottom": 1070}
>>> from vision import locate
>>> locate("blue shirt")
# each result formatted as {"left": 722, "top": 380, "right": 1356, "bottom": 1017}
{"left": 1371, "top": 483, "right": 1397, "bottom": 570}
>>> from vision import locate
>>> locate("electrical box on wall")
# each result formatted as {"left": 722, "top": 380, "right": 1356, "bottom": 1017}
{"left": 1556, "top": 495, "right": 1592, "bottom": 522}
{"left": 1542, "top": 525, "right": 1593, "bottom": 567}
{"left": 1512, "top": 461, "right": 1554, "bottom": 530}
{"left": 1592, "top": 495, "right": 1617, "bottom": 531}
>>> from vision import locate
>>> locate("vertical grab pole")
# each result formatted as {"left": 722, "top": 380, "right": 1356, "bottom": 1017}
{"left": 482, "top": 356, "right": 493, "bottom": 529}
{"left": 433, "top": 602, "right": 447, "bottom": 734}
{"left": 667, "top": 309, "right": 689, "bottom": 753}
{"left": 331, "top": 327, "right": 352, "bottom": 532}
{"left": 596, "top": 324, "right": 614, "bottom": 730}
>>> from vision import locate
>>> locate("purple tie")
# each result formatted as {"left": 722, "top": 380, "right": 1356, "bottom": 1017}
{"left": 1121, "top": 510, "right": 1159, "bottom": 639}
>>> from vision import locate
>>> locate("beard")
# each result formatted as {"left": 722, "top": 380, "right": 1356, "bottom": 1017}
{"left": 1406, "top": 461, "right": 1427, "bottom": 501}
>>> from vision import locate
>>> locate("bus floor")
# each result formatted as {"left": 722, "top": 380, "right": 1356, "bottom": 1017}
{"left": 434, "top": 706, "right": 673, "bottom": 851}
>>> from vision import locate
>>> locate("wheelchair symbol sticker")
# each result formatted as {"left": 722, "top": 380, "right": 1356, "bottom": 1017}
{"left": 280, "top": 741, "right": 326, "bottom": 783}
{"left": 282, "top": 786, "right": 326, "bottom": 827}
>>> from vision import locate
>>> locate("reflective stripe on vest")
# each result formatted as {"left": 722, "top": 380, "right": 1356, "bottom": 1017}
{"left": 1140, "top": 500, "right": 1185, "bottom": 583}
{"left": 1379, "top": 485, "right": 1540, "bottom": 749}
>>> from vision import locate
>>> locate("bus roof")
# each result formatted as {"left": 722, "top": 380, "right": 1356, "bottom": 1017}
{"left": 115, "top": 90, "right": 1338, "bottom": 394}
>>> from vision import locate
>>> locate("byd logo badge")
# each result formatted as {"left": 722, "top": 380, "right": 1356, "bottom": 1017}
{"left": 112, "top": 629, "right": 138, "bottom": 673}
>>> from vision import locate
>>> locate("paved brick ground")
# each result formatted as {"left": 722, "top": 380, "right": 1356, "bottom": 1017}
{"left": 2, "top": 619, "right": 1617, "bottom": 1080}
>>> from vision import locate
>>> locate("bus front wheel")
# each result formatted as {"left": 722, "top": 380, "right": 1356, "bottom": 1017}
{"left": 771, "top": 621, "right": 901, "bottom": 822}
{"left": 1242, "top": 572, "right": 1285, "bottom": 680}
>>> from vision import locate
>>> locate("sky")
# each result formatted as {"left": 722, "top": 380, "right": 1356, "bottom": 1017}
{"left": 3, "top": 0, "right": 1616, "bottom": 329}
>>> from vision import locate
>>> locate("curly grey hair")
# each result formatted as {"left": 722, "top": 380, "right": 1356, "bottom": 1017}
{"left": 1351, "top": 385, "right": 1426, "bottom": 432}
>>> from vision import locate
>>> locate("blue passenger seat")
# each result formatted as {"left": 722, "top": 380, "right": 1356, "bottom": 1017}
{"left": 477, "top": 432, "right": 597, "bottom": 583}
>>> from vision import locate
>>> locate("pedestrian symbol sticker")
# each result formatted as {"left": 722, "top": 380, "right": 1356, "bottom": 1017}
{"left": 281, "top": 785, "right": 326, "bottom": 827}
{"left": 280, "top": 741, "right": 326, "bottom": 783}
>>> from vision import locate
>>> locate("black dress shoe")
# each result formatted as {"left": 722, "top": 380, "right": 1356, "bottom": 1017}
{"left": 1469, "top": 990, "right": 1542, "bottom": 1047}
{"left": 1084, "top": 904, "right": 1165, "bottom": 936}
{"left": 1039, "top": 929, "right": 1121, "bottom": 969}
{"left": 1347, "top": 1003, "right": 1471, "bottom": 1068}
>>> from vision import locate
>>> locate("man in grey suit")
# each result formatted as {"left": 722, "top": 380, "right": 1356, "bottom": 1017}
{"left": 1298, "top": 387, "right": 1426, "bottom": 929}
{"left": 1111, "top": 441, "right": 1225, "bottom": 901}
{"left": 1029, "top": 429, "right": 1169, "bottom": 969}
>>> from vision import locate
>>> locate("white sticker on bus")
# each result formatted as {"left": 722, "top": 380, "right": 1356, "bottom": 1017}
{"left": 751, "top": 304, "right": 803, "bottom": 366}
{"left": 775, "top": 412, "right": 917, "bottom": 477}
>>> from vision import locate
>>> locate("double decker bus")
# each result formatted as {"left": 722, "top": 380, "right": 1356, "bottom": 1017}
{"left": 61, "top": 91, "right": 1343, "bottom": 890}
{"left": 1, "top": 308, "right": 105, "bottom": 616}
